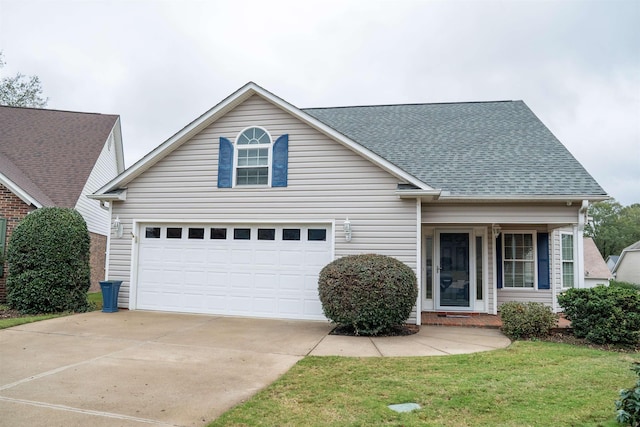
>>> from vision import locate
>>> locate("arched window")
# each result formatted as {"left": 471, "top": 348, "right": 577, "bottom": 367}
{"left": 235, "top": 127, "right": 272, "bottom": 186}
{"left": 217, "top": 128, "right": 288, "bottom": 189}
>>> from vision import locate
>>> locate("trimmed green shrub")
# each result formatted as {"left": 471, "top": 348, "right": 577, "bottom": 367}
{"left": 499, "top": 302, "right": 558, "bottom": 340}
{"left": 616, "top": 362, "right": 640, "bottom": 427}
{"left": 557, "top": 286, "right": 640, "bottom": 347}
{"left": 318, "top": 254, "right": 417, "bottom": 336}
{"left": 6, "top": 207, "right": 92, "bottom": 314}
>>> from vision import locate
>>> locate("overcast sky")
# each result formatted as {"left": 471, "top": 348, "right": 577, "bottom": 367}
{"left": 1, "top": 0, "right": 638, "bottom": 205}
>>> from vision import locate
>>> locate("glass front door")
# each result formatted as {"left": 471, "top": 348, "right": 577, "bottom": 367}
{"left": 438, "top": 232, "right": 471, "bottom": 308}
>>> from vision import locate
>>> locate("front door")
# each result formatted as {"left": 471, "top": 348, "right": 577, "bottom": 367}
{"left": 437, "top": 232, "right": 471, "bottom": 309}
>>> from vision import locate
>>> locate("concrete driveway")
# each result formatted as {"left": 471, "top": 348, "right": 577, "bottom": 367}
{"left": 0, "top": 311, "right": 510, "bottom": 427}
{"left": 0, "top": 311, "right": 333, "bottom": 427}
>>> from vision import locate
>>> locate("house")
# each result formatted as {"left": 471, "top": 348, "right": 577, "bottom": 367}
{"left": 583, "top": 237, "right": 612, "bottom": 287}
{"left": 612, "top": 240, "right": 640, "bottom": 285}
{"left": 0, "top": 106, "right": 124, "bottom": 299}
{"left": 606, "top": 255, "right": 619, "bottom": 272}
{"left": 91, "top": 82, "right": 607, "bottom": 324}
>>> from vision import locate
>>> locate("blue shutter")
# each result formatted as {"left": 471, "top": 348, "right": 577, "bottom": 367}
{"left": 496, "top": 235, "right": 503, "bottom": 289}
{"left": 217, "top": 137, "right": 233, "bottom": 188}
{"left": 537, "top": 232, "right": 550, "bottom": 289}
{"left": 271, "top": 134, "right": 288, "bottom": 187}
{"left": 0, "top": 217, "right": 6, "bottom": 278}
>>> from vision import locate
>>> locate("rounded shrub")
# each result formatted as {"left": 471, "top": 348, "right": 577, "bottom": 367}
{"left": 7, "top": 207, "right": 92, "bottom": 314}
{"left": 499, "top": 302, "right": 558, "bottom": 340}
{"left": 318, "top": 254, "right": 418, "bottom": 336}
{"left": 557, "top": 285, "right": 640, "bottom": 347}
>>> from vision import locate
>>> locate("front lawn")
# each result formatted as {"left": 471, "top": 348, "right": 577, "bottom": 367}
{"left": 211, "top": 341, "right": 639, "bottom": 427}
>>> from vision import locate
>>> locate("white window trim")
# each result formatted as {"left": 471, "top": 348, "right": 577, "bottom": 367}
{"left": 502, "top": 230, "right": 538, "bottom": 290}
{"left": 560, "top": 231, "right": 575, "bottom": 289}
{"left": 232, "top": 126, "right": 273, "bottom": 187}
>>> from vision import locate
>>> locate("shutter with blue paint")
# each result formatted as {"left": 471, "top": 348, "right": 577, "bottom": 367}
{"left": 0, "top": 218, "right": 6, "bottom": 278}
{"left": 271, "top": 134, "right": 288, "bottom": 187}
{"left": 537, "top": 232, "right": 550, "bottom": 289}
{"left": 496, "top": 235, "right": 503, "bottom": 289}
{"left": 217, "top": 137, "right": 233, "bottom": 188}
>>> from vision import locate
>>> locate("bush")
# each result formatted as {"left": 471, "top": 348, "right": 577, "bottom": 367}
{"left": 499, "top": 302, "right": 558, "bottom": 340}
{"left": 611, "top": 280, "right": 640, "bottom": 292}
{"left": 616, "top": 362, "right": 640, "bottom": 427}
{"left": 318, "top": 254, "right": 417, "bottom": 336}
{"left": 6, "top": 207, "right": 91, "bottom": 314}
{"left": 557, "top": 286, "right": 640, "bottom": 347}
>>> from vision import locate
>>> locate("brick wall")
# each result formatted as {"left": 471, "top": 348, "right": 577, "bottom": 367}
{"left": 89, "top": 232, "right": 107, "bottom": 292}
{"left": 0, "top": 184, "right": 35, "bottom": 302}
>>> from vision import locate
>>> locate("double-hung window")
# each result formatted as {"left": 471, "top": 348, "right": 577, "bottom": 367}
{"left": 503, "top": 232, "right": 535, "bottom": 288}
{"left": 235, "top": 127, "right": 271, "bottom": 186}
{"left": 561, "top": 233, "right": 575, "bottom": 288}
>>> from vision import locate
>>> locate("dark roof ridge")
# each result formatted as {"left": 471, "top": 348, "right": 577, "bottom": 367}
{"left": 302, "top": 100, "right": 518, "bottom": 110}
{"left": 0, "top": 104, "right": 117, "bottom": 117}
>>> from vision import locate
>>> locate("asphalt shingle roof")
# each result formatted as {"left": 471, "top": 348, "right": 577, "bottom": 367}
{"left": 303, "top": 101, "right": 606, "bottom": 197}
{"left": 0, "top": 106, "right": 118, "bottom": 207}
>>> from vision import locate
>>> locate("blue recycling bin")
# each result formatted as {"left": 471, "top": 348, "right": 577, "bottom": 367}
{"left": 99, "top": 280, "right": 122, "bottom": 313}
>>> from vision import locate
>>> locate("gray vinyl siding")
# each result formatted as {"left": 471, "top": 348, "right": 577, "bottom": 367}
{"left": 422, "top": 203, "right": 580, "bottom": 225}
{"left": 75, "top": 132, "right": 119, "bottom": 235}
{"left": 108, "top": 95, "right": 418, "bottom": 320}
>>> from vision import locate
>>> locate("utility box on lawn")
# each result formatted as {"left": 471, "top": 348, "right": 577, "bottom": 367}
{"left": 99, "top": 280, "right": 122, "bottom": 313}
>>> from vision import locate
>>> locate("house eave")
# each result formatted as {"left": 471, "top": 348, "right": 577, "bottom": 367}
{"left": 432, "top": 194, "right": 610, "bottom": 203}
{"left": 0, "top": 172, "right": 43, "bottom": 208}
{"left": 87, "top": 188, "right": 127, "bottom": 202}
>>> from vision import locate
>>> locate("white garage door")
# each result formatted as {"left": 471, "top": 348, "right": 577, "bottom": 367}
{"left": 135, "top": 223, "right": 332, "bottom": 320}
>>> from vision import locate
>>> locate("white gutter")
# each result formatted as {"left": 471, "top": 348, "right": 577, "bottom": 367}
{"left": 0, "top": 173, "right": 43, "bottom": 208}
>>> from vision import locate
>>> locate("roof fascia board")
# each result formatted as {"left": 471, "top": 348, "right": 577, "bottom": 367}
{"left": 112, "top": 117, "right": 126, "bottom": 173}
{"left": 96, "top": 82, "right": 430, "bottom": 195}
{"left": 0, "top": 173, "right": 42, "bottom": 207}
{"left": 433, "top": 195, "right": 610, "bottom": 203}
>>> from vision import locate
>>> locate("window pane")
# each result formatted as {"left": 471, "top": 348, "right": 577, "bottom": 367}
{"left": 188, "top": 228, "right": 205, "bottom": 239}
{"left": 237, "top": 127, "right": 270, "bottom": 145}
{"left": 210, "top": 228, "right": 227, "bottom": 240}
{"left": 425, "top": 236, "right": 433, "bottom": 299}
{"left": 563, "top": 261, "right": 575, "bottom": 288}
{"left": 167, "top": 227, "right": 182, "bottom": 239}
{"left": 308, "top": 229, "right": 327, "bottom": 241}
{"left": 283, "top": 228, "right": 301, "bottom": 241}
{"left": 237, "top": 148, "right": 268, "bottom": 167}
{"left": 234, "top": 228, "right": 251, "bottom": 240}
{"left": 258, "top": 228, "right": 275, "bottom": 240}
{"left": 236, "top": 167, "right": 268, "bottom": 185}
{"left": 145, "top": 227, "right": 160, "bottom": 238}
{"left": 562, "top": 234, "right": 574, "bottom": 260}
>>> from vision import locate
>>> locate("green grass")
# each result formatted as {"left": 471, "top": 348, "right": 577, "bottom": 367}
{"left": 210, "top": 341, "right": 639, "bottom": 427}
{"left": 0, "top": 291, "right": 103, "bottom": 330}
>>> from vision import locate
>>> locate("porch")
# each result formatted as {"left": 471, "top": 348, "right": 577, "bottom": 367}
{"left": 421, "top": 312, "right": 572, "bottom": 330}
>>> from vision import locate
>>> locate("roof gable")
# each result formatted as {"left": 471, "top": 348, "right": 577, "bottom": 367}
{"left": 95, "top": 82, "right": 429, "bottom": 195}
{"left": 583, "top": 237, "right": 612, "bottom": 280}
{"left": 304, "top": 101, "right": 606, "bottom": 198}
{"left": 0, "top": 106, "right": 119, "bottom": 207}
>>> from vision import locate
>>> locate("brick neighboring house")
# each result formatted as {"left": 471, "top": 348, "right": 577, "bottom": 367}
{"left": 0, "top": 106, "right": 124, "bottom": 300}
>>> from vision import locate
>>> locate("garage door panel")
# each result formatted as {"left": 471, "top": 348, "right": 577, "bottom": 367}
{"left": 137, "top": 223, "right": 331, "bottom": 320}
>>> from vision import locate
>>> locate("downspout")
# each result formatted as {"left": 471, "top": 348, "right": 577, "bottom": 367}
{"left": 577, "top": 200, "right": 588, "bottom": 288}
{"left": 492, "top": 225, "right": 499, "bottom": 315}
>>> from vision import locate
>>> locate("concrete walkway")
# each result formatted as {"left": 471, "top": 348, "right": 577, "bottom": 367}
{"left": 0, "top": 311, "right": 510, "bottom": 427}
